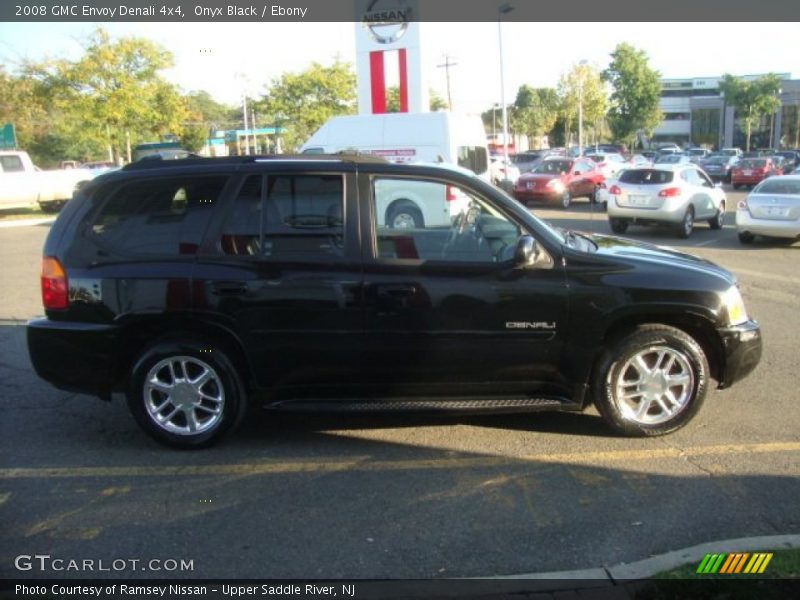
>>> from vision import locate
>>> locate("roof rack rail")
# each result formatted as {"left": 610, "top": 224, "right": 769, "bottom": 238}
{"left": 121, "top": 153, "right": 389, "bottom": 171}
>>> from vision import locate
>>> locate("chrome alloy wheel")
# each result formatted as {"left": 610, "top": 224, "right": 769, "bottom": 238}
{"left": 392, "top": 212, "right": 417, "bottom": 229}
{"left": 143, "top": 356, "right": 225, "bottom": 435}
{"left": 612, "top": 346, "right": 694, "bottom": 425}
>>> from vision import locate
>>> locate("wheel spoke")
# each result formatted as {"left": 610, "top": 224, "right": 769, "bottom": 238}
{"left": 167, "top": 361, "right": 178, "bottom": 384}
{"left": 666, "top": 373, "right": 691, "bottom": 387}
{"left": 191, "top": 368, "right": 213, "bottom": 390}
{"left": 633, "top": 354, "right": 651, "bottom": 376}
{"left": 159, "top": 405, "right": 181, "bottom": 423}
{"left": 149, "top": 378, "right": 173, "bottom": 394}
{"left": 152, "top": 397, "right": 173, "bottom": 413}
{"left": 180, "top": 360, "right": 191, "bottom": 381}
{"left": 184, "top": 407, "right": 200, "bottom": 432}
{"left": 199, "top": 390, "right": 222, "bottom": 404}
{"left": 196, "top": 404, "right": 221, "bottom": 416}
{"left": 635, "top": 398, "right": 652, "bottom": 420}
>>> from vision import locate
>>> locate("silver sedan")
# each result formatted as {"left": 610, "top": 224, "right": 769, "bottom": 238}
{"left": 736, "top": 175, "right": 800, "bottom": 244}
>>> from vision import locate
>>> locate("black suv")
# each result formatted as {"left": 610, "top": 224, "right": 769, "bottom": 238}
{"left": 28, "top": 156, "right": 762, "bottom": 448}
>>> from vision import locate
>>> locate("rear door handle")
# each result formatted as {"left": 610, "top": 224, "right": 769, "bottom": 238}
{"left": 210, "top": 281, "right": 248, "bottom": 296}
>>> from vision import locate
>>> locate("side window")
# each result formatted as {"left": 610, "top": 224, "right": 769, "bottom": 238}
{"left": 372, "top": 177, "right": 521, "bottom": 263}
{"left": 697, "top": 170, "right": 714, "bottom": 187}
{"left": 218, "top": 174, "right": 345, "bottom": 258}
{"left": 90, "top": 176, "right": 227, "bottom": 256}
{"left": 457, "top": 146, "right": 488, "bottom": 175}
{"left": 0, "top": 155, "right": 24, "bottom": 172}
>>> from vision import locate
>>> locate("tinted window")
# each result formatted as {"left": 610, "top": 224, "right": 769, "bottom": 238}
{"left": 739, "top": 159, "right": 766, "bottom": 169}
{"left": 619, "top": 169, "right": 674, "bottom": 185}
{"left": 534, "top": 160, "right": 572, "bottom": 174}
{"left": 0, "top": 155, "right": 24, "bottom": 172}
{"left": 753, "top": 179, "right": 800, "bottom": 195}
{"left": 218, "top": 174, "right": 344, "bottom": 258}
{"left": 90, "top": 176, "right": 227, "bottom": 256}
{"left": 457, "top": 146, "right": 488, "bottom": 175}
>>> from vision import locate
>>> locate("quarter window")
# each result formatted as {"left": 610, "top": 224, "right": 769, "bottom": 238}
{"left": 0, "top": 155, "right": 24, "bottom": 172}
{"left": 457, "top": 146, "right": 488, "bottom": 175}
{"left": 90, "top": 176, "right": 227, "bottom": 256}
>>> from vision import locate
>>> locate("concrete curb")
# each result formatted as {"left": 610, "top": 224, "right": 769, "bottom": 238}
{"left": 0, "top": 217, "right": 56, "bottom": 228}
{"left": 497, "top": 534, "right": 800, "bottom": 581}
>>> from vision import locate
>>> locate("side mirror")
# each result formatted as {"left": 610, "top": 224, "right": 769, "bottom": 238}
{"left": 514, "top": 235, "right": 538, "bottom": 266}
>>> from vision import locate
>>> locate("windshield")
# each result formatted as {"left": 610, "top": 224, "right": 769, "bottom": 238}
{"left": 533, "top": 160, "right": 572, "bottom": 174}
{"left": 619, "top": 169, "right": 674, "bottom": 184}
{"left": 705, "top": 157, "right": 727, "bottom": 165}
{"left": 739, "top": 159, "right": 766, "bottom": 169}
{"left": 753, "top": 179, "right": 800, "bottom": 194}
{"left": 656, "top": 155, "right": 682, "bottom": 163}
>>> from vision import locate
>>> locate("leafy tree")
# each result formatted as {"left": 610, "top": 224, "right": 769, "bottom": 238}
{"left": 602, "top": 43, "right": 662, "bottom": 149}
{"left": 510, "top": 85, "right": 559, "bottom": 148}
{"left": 179, "top": 125, "right": 208, "bottom": 153}
{"left": 257, "top": 60, "right": 356, "bottom": 152}
{"left": 718, "top": 74, "right": 782, "bottom": 151}
{"left": 28, "top": 27, "right": 188, "bottom": 163}
{"left": 429, "top": 90, "right": 448, "bottom": 111}
{"left": 185, "top": 91, "right": 239, "bottom": 130}
{"left": 557, "top": 64, "right": 608, "bottom": 148}
{"left": 380, "top": 86, "right": 448, "bottom": 113}
{"left": 0, "top": 66, "right": 51, "bottom": 160}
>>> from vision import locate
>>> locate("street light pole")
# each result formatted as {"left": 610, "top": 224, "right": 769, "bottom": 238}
{"left": 578, "top": 60, "right": 587, "bottom": 158}
{"left": 498, "top": 3, "right": 514, "bottom": 181}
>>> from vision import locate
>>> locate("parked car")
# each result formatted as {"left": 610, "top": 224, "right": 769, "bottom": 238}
{"left": 655, "top": 143, "right": 681, "bottom": 154}
{"left": 736, "top": 175, "right": 800, "bottom": 244}
{"left": 629, "top": 154, "right": 653, "bottom": 168}
{"left": 687, "top": 148, "right": 711, "bottom": 163}
{"left": 585, "top": 152, "right": 627, "bottom": 179}
{"left": 731, "top": 158, "right": 780, "bottom": 189}
{"left": 776, "top": 150, "right": 799, "bottom": 172}
{"left": 699, "top": 155, "right": 739, "bottom": 183}
{"left": 511, "top": 151, "right": 551, "bottom": 174}
{"left": 655, "top": 154, "right": 692, "bottom": 166}
{"left": 606, "top": 165, "right": 727, "bottom": 238}
{"left": 720, "top": 147, "right": 743, "bottom": 157}
{"left": 769, "top": 155, "right": 786, "bottom": 175}
{"left": 513, "top": 157, "right": 604, "bottom": 208}
{"left": 27, "top": 155, "right": 762, "bottom": 447}
{"left": 490, "top": 155, "right": 521, "bottom": 185}
{"left": 640, "top": 151, "right": 659, "bottom": 162}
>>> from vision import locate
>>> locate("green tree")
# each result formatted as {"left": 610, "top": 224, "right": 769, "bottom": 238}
{"left": 382, "top": 87, "right": 448, "bottom": 113}
{"left": 0, "top": 65, "right": 52, "bottom": 160}
{"left": 718, "top": 74, "right": 782, "bottom": 151}
{"left": 510, "top": 85, "right": 559, "bottom": 148}
{"left": 29, "top": 27, "right": 188, "bottom": 163}
{"left": 185, "top": 91, "right": 239, "bottom": 130}
{"left": 558, "top": 63, "right": 608, "bottom": 149}
{"left": 179, "top": 124, "right": 208, "bottom": 153}
{"left": 602, "top": 43, "right": 662, "bottom": 149}
{"left": 257, "top": 60, "right": 356, "bottom": 152}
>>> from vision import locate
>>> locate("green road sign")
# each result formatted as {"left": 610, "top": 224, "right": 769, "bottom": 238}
{"left": 1, "top": 123, "right": 17, "bottom": 150}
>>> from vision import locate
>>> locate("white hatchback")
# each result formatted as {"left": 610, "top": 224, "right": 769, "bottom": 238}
{"left": 606, "top": 165, "right": 727, "bottom": 238}
{"left": 736, "top": 175, "right": 800, "bottom": 244}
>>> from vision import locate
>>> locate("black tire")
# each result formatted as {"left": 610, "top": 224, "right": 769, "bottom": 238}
{"left": 39, "top": 201, "right": 65, "bottom": 214}
{"left": 387, "top": 204, "right": 424, "bottom": 229}
{"left": 560, "top": 191, "right": 572, "bottom": 209}
{"left": 592, "top": 324, "right": 709, "bottom": 437}
{"left": 609, "top": 217, "right": 628, "bottom": 234}
{"left": 677, "top": 206, "right": 694, "bottom": 238}
{"left": 589, "top": 185, "right": 599, "bottom": 204}
{"left": 738, "top": 231, "right": 755, "bottom": 244}
{"left": 127, "top": 338, "right": 247, "bottom": 448}
{"left": 708, "top": 203, "right": 725, "bottom": 230}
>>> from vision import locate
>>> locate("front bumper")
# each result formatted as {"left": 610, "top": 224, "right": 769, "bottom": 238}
{"left": 717, "top": 320, "right": 762, "bottom": 388}
{"left": 513, "top": 190, "right": 563, "bottom": 205}
{"left": 27, "top": 318, "right": 121, "bottom": 398}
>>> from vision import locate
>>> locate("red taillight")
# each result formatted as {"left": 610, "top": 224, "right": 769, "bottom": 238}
{"left": 41, "top": 257, "right": 68, "bottom": 310}
{"left": 758, "top": 168, "right": 768, "bottom": 174}
{"left": 446, "top": 185, "right": 458, "bottom": 202}
{"left": 658, "top": 187, "right": 682, "bottom": 198}
{"left": 609, "top": 185, "right": 622, "bottom": 195}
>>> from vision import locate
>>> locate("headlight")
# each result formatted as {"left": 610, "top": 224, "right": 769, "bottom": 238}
{"left": 721, "top": 285, "right": 748, "bottom": 326}
{"left": 546, "top": 179, "right": 565, "bottom": 192}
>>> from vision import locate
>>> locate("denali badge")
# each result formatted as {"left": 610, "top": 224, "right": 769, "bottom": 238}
{"left": 506, "top": 322, "right": 557, "bottom": 330}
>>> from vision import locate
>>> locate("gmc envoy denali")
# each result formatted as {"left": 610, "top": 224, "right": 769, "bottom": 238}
{"left": 27, "top": 156, "right": 762, "bottom": 448}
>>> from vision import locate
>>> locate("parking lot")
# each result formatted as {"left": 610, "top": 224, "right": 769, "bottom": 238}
{"left": 1, "top": 185, "right": 799, "bottom": 579}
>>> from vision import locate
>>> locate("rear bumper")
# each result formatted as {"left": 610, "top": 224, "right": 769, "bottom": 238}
{"left": 717, "top": 320, "right": 762, "bottom": 388}
{"left": 732, "top": 175, "right": 767, "bottom": 185}
{"left": 736, "top": 210, "right": 800, "bottom": 239}
{"left": 27, "top": 318, "right": 122, "bottom": 397}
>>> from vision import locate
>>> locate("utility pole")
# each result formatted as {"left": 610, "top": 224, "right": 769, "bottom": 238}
{"left": 436, "top": 54, "right": 457, "bottom": 110}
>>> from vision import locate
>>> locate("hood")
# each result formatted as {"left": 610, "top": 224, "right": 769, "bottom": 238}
{"left": 519, "top": 172, "right": 560, "bottom": 183}
{"left": 588, "top": 234, "right": 736, "bottom": 285}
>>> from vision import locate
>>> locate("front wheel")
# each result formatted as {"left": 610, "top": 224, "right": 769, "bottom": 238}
{"left": 127, "top": 339, "right": 247, "bottom": 448}
{"left": 592, "top": 325, "right": 709, "bottom": 437}
{"left": 677, "top": 207, "right": 694, "bottom": 238}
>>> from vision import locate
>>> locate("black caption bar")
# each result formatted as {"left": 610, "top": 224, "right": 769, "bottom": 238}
{"left": 2, "top": 0, "right": 800, "bottom": 22}
{"left": 3, "top": 579, "right": 800, "bottom": 600}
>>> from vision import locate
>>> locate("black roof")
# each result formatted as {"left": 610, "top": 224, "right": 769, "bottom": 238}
{"left": 122, "top": 152, "right": 389, "bottom": 171}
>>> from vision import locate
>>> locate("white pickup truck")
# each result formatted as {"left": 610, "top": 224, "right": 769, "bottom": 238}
{"left": 0, "top": 150, "right": 98, "bottom": 212}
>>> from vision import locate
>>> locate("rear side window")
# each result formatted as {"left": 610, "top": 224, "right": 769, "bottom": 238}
{"left": 90, "top": 176, "right": 228, "bottom": 256}
{"left": 740, "top": 159, "right": 766, "bottom": 169}
{"left": 218, "top": 174, "right": 345, "bottom": 258}
{"left": 619, "top": 169, "right": 674, "bottom": 185}
{"left": 457, "top": 146, "right": 488, "bottom": 175}
{"left": 0, "top": 155, "right": 24, "bottom": 172}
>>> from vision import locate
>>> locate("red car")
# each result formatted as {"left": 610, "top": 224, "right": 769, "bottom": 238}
{"left": 512, "top": 157, "right": 604, "bottom": 209}
{"left": 731, "top": 158, "right": 781, "bottom": 189}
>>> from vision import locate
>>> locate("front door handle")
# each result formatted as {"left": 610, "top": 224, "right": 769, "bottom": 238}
{"left": 210, "top": 281, "right": 248, "bottom": 296}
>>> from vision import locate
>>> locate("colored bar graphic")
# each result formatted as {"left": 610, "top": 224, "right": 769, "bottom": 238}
{"left": 697, "top": 552, "right": 773, "bottom": 575}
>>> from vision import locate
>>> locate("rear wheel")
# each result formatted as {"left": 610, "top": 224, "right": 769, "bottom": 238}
{"left": 592, "top": 325, "right": 709, "bottom": 437}
{"left": 609, "top": 217, "right": 628, "bottom": 234}
{"left": 127, "top": 338, "right": 247, "bottom": 448}
{"left": 708, "top": 202, "right": 725, "bottom": 230}
{"left": 677, "top": 207, "right": 694, "bottom": 238}
{"left": 388, "top": 204, "right": 424, "bottom": 229}
{"left": 738, "top": 231, "right": 755, "bottom": 244}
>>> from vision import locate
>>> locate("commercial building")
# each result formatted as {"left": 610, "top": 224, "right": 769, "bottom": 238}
{"left": 651, "top": 73, "right": 800, "bottom": 149}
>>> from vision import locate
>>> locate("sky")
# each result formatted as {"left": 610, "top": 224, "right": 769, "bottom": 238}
{"left": 0, "top": 21, "right": 796, "bottom": 114}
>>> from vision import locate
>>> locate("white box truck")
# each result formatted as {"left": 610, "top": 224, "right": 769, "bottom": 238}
{"left": 300, "top": 112, "right": 489, "bottom": 229}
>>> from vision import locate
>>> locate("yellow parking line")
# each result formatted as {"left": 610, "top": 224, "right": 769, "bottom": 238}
{"left": 0, "top": 441, "right": 798, "bottom": 480}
